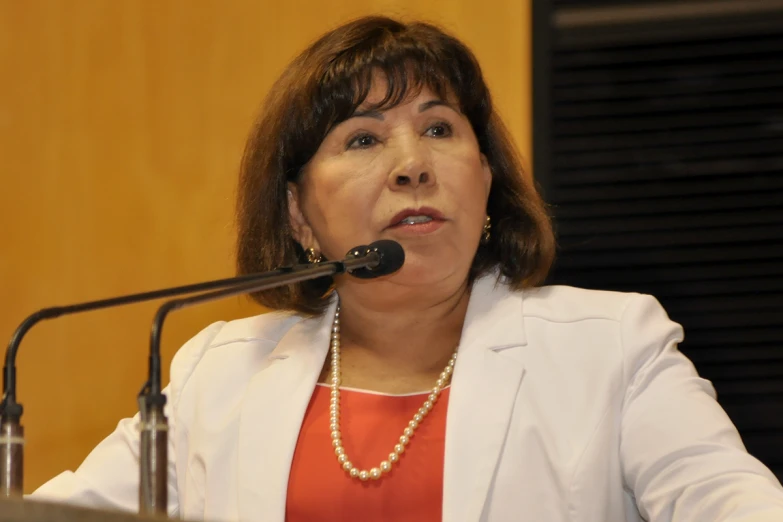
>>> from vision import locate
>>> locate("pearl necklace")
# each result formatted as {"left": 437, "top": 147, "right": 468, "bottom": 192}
{"left": 328, "top": 304, "right": 458, "bottom": 481}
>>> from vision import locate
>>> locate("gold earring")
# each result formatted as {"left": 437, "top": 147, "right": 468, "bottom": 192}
{"left": 306, "top": 248, "right": 324, "bottom": 264}
{"left": 481, "top": 216, "right": 491, "bottom": 244}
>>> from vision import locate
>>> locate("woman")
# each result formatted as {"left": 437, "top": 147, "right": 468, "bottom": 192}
{"left": 33, "top": 16, "right": 783, "bottom": 522}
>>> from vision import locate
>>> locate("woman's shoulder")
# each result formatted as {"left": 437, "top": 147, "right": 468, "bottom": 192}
{"left": 520, "top": 284, "right": 650, "bottom": 324}
{"left": 518, "top": 283, "right": 684, "bottom": 373}
{"left": 166, "top": 310, "right": 306, "bottom": 403}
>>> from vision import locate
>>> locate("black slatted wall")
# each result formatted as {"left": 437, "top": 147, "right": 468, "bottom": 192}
{"left": 534, "top": 1, "right": 783, "bottom": 477}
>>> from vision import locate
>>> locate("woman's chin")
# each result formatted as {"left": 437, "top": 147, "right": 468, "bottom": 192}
{"left": 383, "top": 259, "right": 466, "bottom": 288}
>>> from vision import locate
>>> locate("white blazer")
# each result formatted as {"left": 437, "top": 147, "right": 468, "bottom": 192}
{"left": 33, "top": 275, "right": 783, "bottom": 521}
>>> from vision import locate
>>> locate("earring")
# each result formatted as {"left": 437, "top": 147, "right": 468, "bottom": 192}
{"left": 481, "top": 216, "right": 491, "bottom": 244}
{"left": 306, "top": 248, "right": 324, "bottom": 264}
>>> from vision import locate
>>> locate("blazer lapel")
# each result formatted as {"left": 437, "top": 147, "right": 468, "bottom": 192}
{"left": 443, "top": 276, "right": 528, "bottom": 522}
{"left": 237, "top": 300, "right": 337, "bottom": 522}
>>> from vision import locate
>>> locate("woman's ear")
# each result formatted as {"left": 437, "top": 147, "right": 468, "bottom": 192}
{"left": 287, "top": 183, "right": 320, "bottom": 252}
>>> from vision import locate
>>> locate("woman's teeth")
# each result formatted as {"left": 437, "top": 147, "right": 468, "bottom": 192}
{"left": 400, "top": 215, "right": 433, "bottom": 225}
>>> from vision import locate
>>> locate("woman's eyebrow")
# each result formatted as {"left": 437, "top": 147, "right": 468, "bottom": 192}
{"left": 348, "top": 109, "right": 385, "bottom": 121}
{"left": 418, "top": 99, "right": 455, "bottom": 112}
{"left": 347, "top": 99, "right": 455, "bottom": 122}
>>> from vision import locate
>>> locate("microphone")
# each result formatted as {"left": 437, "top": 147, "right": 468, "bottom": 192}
{"left": 1, "top": 239, "right": 404, "bottom": 503}
{"left": 138, "top": 239, "right": 403, "bottom": 515}
{"left": 344, "top": 239, "right": 405, "bottom": 279}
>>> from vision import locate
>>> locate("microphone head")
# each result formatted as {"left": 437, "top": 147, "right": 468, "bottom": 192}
{"left": 347, "top": 239, "right": 405, "bottom": 279}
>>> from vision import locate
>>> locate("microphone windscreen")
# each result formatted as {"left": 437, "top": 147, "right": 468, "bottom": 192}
{"left": 369, "top": 239, "right": 405, "bottom": 276}
{"left": 348, "top": 240, "right": 405, "bottom": 279}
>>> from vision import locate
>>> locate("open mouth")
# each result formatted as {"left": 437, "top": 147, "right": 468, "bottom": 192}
{"left": 387, "top": 207, "right": 446, "bottom": 229}
{"left": 396, "top": 215, "right": 434, "bottom": 225}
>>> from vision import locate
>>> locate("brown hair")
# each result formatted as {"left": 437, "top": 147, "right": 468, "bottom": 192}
{"left": 236, "top": 16, "right": 555, "bottom": 314}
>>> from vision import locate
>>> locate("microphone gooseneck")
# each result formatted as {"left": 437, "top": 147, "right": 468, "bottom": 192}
{"left": 1, "top": 239, "right": 404, "bottom": 502}
{"left": 2, "top": 271, "right": 296, "bottom": 498}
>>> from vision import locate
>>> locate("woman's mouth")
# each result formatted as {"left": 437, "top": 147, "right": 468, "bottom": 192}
{"left": 386, "top": 208, "right": 446, "bottom": 234}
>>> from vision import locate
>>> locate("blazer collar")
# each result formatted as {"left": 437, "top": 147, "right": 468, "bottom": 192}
{"left": 237, "top": 298, "right": 337, "bottom": 522}
{"left": 443, "top": 273, "right": 528, "bottom": 522}
{"left": 459, "top": 273, "right": 528, "bottom": 352}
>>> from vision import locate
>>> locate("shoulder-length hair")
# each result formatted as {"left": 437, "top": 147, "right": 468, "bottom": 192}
{"left": 236, "top": 16, "right": 555, "bottom": 315}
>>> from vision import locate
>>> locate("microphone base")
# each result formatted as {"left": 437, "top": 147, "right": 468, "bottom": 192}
{"left": 138, "top": 403, "right": 167, "bottom": 516}
{"left": 0, "top": 419, "right": 23, "bottom": 497}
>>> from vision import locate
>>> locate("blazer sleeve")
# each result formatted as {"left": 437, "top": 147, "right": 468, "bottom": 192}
{"left": 29, "top": 321, "right": 226, "bottom": 517}
{"left": 619, "top": 294, "right": 783, "bottom": 521}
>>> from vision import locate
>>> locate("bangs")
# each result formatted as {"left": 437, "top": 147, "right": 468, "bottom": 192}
{"left": 282, "top": 19, "right": 491, "bottom": 182}
{"left": 321, "top": 59, "right": 453, "bottom": 130}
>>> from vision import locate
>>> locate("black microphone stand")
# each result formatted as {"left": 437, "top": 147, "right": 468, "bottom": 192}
{"left": 137, "top": 246, "right": 391, "bottom": 515}
{"left": 1, "top": 238, "right": 400, "bottom": 510}
{"left": 0, "top": 265, "right": 315, "bottom": 497}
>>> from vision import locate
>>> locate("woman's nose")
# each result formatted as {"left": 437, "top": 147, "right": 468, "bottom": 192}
{"left": 388, "top": 140, "right": 436, "bottom": 190}
{"left": 394, "top": 171, "right": 431, "bottom": 187}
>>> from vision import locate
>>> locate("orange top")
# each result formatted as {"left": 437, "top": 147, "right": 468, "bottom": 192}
{"left": 286, "top": 384, "right": 450, "bottom": 522}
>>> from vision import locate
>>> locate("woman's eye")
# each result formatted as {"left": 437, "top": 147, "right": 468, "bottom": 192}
{"left": 347, "top": 133, "right": 377, "bottom": 149}
{"left": 425, "top": 122, "right": 453, "bottom": 138}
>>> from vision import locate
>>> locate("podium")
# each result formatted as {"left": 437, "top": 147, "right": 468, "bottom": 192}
{"left": 0, "top": 498, "right": 166, "bottom": 522}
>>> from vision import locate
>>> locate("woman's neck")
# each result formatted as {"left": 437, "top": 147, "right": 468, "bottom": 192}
{"left": 332, "top": 278, "right": 471, "bottom": 376}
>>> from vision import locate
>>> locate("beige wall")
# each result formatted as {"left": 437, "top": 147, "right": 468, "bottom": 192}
{"left": 0, "top": 0, "right": 532, "bottom": 492}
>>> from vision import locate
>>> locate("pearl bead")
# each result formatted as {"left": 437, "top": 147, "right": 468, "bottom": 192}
{"left": 370, "top": 468, "right": 382, "bottom": 480}
{"left": 414, "top": 413, "right": 424, "bottom": 423}
{"left": 359, "top": 470, "right": 369, "bottom": 481}
{"left": 408, "top": 420, "right": 418, "bottom": 429}
{"left": 332, "top": 439, "right": 341, "bottom": 448}
{"left": 338, "top": 454, "right": 348, "bottom": 464}
{"left": 436, "top": 378, "right": 446, "bottom": 387}
{"left": 335, "top": 447, "right": 345, "bottom": 456}
{"left": 349, "top": 468, "right": 359, "bottom": 478}
{"left": 342, "top": 461, "right": 352, "bottom": 471}
{"left": 403, "top": 427, "right": 414, "bottom": 437}
{"left": 330, "top": 422, "right": 338, "bottom": 432}
{"left": 380, "top": 461, "right": 391, "bottom": 473}
{"left": 418, "top": 407, "right": 427, "bottom": 417}
{"left": 394, "top": 444, "right": 404, "bottom": 454}
{"left": 428, "top": 393, "right": 437, "bottom": 402}
{"left": 423, "top": 400, "right": 434, "bottom": 411}
{"left": 330, "top": 430, "right": 341, "bottom": 440}
{"left": 389, "top": 452, "right": 399, "bottom": 463}
{"left": 399, "top": 435, "right": 410, "bottom": 446}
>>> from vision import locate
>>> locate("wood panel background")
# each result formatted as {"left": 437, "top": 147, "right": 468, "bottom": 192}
{"left": 0, "top": 0, "right": 532, "bottom": 492}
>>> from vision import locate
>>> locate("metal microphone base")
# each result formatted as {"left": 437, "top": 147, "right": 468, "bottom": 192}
{"left": 0, "top": 418, "right": 23, "bottom": 498}
{"left": 138, "top": 401, "right": 167, "bottom": 516}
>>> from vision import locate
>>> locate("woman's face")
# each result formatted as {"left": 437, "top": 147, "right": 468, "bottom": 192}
{"left": 289, "top": 80, "right": 492, "bottom": 290}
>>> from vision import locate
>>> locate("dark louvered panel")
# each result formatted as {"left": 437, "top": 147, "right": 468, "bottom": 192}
{"left": 536, "top": 1, "right": 783, "bottom": 478}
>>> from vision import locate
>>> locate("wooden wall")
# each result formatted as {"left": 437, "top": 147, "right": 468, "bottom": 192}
{"left": 0, "top": 0, "right": 532, "bottom": 492}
